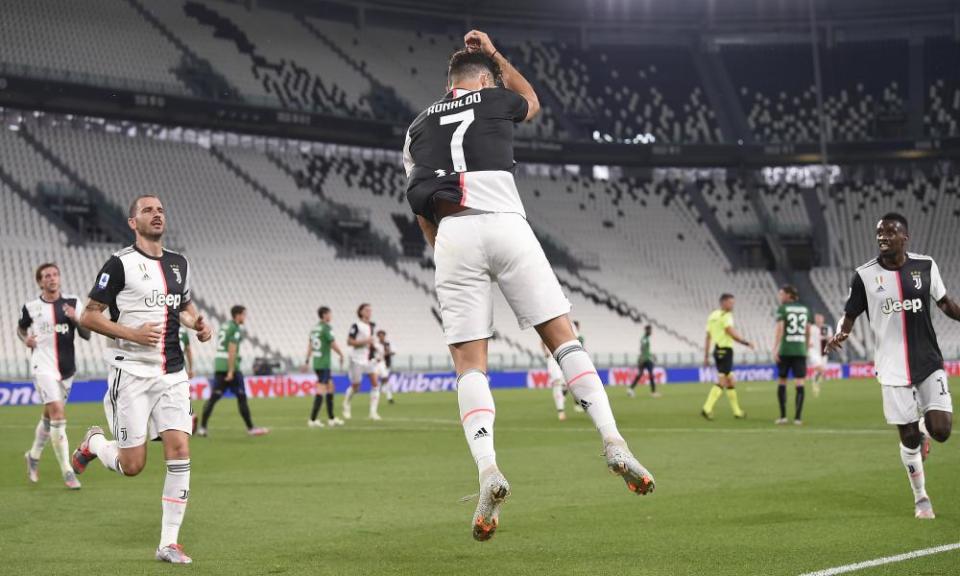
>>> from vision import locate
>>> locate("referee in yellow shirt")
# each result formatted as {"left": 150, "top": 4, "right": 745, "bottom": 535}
{"left": 702, "top": 293, "right": 755, "bottom": 420}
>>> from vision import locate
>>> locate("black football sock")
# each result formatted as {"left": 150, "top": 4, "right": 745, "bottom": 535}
{"left": 777, "top": 384, "right": 787, "bottom": 419}
{"left": 325, "top": 393, "right": 335, "bottom": 419}
{"left": 237, "top": 394, "right": 255, "bottom": 429}
{"left": 629, "top": 375, "right": 640, "bottom": 390}
{"left": 201, "top": 392, "right": 222, "bottom": 428}
{"left": 795, "top": 386, "right": 806, "bottom": 421}
{"left": 648, "top": 369, "right": 656, "bottom": 393}
{"left": 310, "top": 395, "right": 324, "bottom": 421}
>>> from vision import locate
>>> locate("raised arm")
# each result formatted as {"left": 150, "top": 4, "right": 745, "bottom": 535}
{"left": 465, "top": 30, "right": 540, "bottom": 121}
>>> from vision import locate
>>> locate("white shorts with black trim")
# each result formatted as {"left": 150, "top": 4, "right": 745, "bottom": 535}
{"left": 882, "top": 369, "right": 953, "bottom": 425}
{"left": 34, "top": 372, "right": 74, "bottom": 405}
{"left": 434, "top": 211, "right": 571, "bottom": 345}
{"left": 348, "top": 358, "right": 375, "bottom": 384}
{"left": 103, "top": 367, "right": 192, "bottom": 448}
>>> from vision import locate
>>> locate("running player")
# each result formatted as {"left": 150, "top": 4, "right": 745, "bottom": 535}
{"left": 179, "top": 327, "right": 194, "bottom": 379}
{"left": 303, "top": 306, "right": 345, "bottom": 427}
{"left": 808, "top": 313, "right": 831, "bottom": 397}
{"left": 773, "top": 285, "right": 810, "bottom": 425}
{"left": 403, "top": 30, "right": 654, "bottom": 541}
{"left": 827, "top": 213, "right": 958, "bottom": 519}
{"left": 197, "top": 305, "right": 268, "bottom": 437}
{"left": 628, "top": 326, "right": 659, "bottom": 398}
{"left": 72, "top": 194, "right": 212, "bottom": 564}
{"left": 374, "top": 329, "right": 396, "bottom": 404}
{"left": 342, "top": 303, "right": 381, "bottom": 421}
{"left": 19, "top": 262, "right": 90, "bottom": 489}
{"left": 701, "top": 293, "right": 754, "bottom": 420}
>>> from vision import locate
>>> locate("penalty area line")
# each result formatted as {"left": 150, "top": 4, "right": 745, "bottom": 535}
{"left": 798, "top": 542, "right": 960, "bottom": 576}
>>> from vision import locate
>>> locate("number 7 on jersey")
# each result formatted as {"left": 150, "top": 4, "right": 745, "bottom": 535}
{"left": 440, "top": 109, "right": 475, "bottom": 173}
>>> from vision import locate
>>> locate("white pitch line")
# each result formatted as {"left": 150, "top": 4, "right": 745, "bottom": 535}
{"left": 798, "top": 542, "right": 960, "bottom": 576}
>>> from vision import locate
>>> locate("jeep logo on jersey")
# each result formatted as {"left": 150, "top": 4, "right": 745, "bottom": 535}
{"left": 880, "top": 297, "right": 923, "bottom": 315}
{"left": 145, "top": 290, "right": 182, "bottom": 309}
{"left": 39, "top": 323, "right": 71, "bottom": 335}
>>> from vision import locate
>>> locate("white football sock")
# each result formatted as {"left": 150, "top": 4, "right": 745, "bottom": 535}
{"left": 89, "top": 433, "right": 123, "bottom": 475}
{"left": 369, "top": 386, "right": 381, "bottom": 416}
{"left": 900, "top": 443, "right": 927, "bottom": 502}
{"left": 48, "top": 419, "right": 72, "bottom": 475}
{"left": 552, "top": 381, "right": 565, "bottom": 412}
{"left": 383, "top": 380, "right": 394, "bottom": 401}
{"left": 160, "top": 460, "right": 190, "bottom": 547}
{"left": 555, "top": 340, "right": 623, "bottom": 443}
{"left": 29, "top": 417, "right": 51, "bottom": 460}
{"left": 343, "top": 385, "right": 355, "bottom": 407}
{"left": 457, "top": 370, "right": 497, "bottom": 479}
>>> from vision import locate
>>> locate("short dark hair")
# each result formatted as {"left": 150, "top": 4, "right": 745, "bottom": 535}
{"left": 231, "top": 305, "right": 246, "bottom": 318}
{"left": 35, "top": 262, "right": 59, "bottom": 284}
{"left": 880, "top": 212, "right": 908, "bottom": 232}
{"left": 318, "top": 306, "right": 330, "bottom": 319}
{"left": 128, "top": 194, "right": 160, "bottom": 218}
{"left": 645, "top": 325, "right": 652, "bottom": 331}
{"left": 780, "top": 284, "right": 799, "bottom": 300}
{"left": 720, "top": 293, "right": 734, "bottom": 302}
{"left": 357, "top": 303, "right": 370, "bottom": 318}
{"left": 376, "top": 329, "right": 386, "bottom": 337}
{"left": 448, "top": 49, "right": 500, "bottom": 85}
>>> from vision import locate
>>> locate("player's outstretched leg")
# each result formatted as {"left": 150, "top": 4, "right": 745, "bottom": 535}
{"left": 898, "top": 423, "right": 934, "bottom": 519}
{"left": 458, "top": 369, "right": 508, "bottom": 541}
{"left": 72, "top": 426, "right": 124, "bottom": 475}
{"left": 25, "top": 416, "right": 50, "bottom": 483}
{"left": 369, "top": 376, "right": 382, "bottom": 421}
{"left": 549, "top": 332, "right": 654, "bottom": 496}
{"left": 157, "top": 431, "right": 192, "bottom": 564}
{"left": 702, "top": 384, "right": 723, "bottom": 420}
{"left": 49, "top": 419, "right": 81, "bottom": 489}
{"left": 343, "top": 383, "right": 358, "bottom": 420}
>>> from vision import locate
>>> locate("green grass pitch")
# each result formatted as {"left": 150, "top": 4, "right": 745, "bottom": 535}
{"left": 2, "top": 378, "right": 958, "bottom": 575}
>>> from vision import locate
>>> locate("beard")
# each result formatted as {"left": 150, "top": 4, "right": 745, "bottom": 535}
{"left": 138, "top": 222, "right": 164, "bottom": 242}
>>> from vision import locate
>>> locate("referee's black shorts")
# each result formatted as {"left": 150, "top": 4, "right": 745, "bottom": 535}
{"left": 777, "top": 356, "right": 807, "bottom": 380}
{"left": 713, "top": 347, "right": 734, "bottom": 376}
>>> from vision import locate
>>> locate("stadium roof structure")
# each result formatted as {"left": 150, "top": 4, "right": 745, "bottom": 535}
{"left": 272, "top": 0, "right": 960, "bottom": 27}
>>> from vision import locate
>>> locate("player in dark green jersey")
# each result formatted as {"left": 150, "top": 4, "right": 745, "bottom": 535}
{"left": 628, "top": 326, "right": 660, "bottom": 398}
{"left": 302, "top": 306, "right": 345, "bottom": 428}
{"left": 773, "top": 285, "right": 811, "bottom": 425}
{"left": 197, "top": 305, "right": 268, "bottom": 437}
{"left": 179, "top": 327, "right": 194, "bottom": 380}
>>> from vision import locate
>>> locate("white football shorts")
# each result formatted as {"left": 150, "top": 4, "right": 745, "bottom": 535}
{"left": 104, "top": 368, "right": 192, "bottom": 448}
{"left": 434, "top": 211, "right": 571, "bottom": 345}
{"left": 34, "top": 372, "right": 74, "bottom": 405}
{"left": 882, "top": 369, "right": 953, "bottom": 425}
{"left": 349, "top": 358, "right": 375, "bottom": 384}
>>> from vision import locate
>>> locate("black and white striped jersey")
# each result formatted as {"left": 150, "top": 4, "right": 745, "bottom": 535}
{"left": 19, "top": 294, "right": 84, "bottom": 380}
{"left": 844, "top": 253, "right": 947, "bottom": 387}
{"left": 88, "top": 245, "right": 191, "bottom": 377}
{"left": 403, "top": 87, "right": 529, "bottom": 223}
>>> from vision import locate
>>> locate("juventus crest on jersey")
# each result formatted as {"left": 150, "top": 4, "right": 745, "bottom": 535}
{"left": 19, "top": 295, "right": 84, "bottom": 380}
{"left": 89, "top": 245, "right": 191, "bottom": 377}
{"left": 845, "top": 253, "right": 947, "bottom": 387}
{"left": 403, "top": 87, "right": 529, "bottom": 223}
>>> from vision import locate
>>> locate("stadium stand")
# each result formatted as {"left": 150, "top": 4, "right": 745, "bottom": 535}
{"left": 925, "top": 37, "right": 960, "bottom": 138}
{"left": 722, "top": 41, "right": 908, "bottom": 143}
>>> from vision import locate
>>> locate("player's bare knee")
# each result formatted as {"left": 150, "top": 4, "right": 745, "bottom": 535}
{"left": 46, "top": 402, "right": 65, "bottom": 420}
{"left": 119, "top": 454, "right": 146, "bottom": 476}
